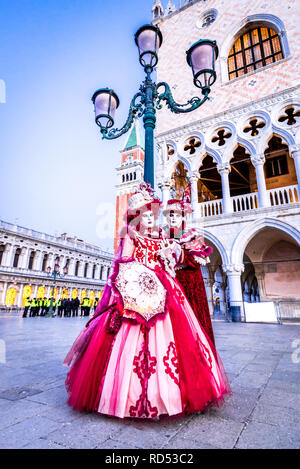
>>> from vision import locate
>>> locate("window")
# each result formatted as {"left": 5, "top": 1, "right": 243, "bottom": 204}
{"left": 228, "top": 27, "right": 283, "bottom": 80}
{"left": 75, "top": 261, "right": 80, "bottom": 276}
{"left": 28, "top": 251, "right": 35, "bottom": 270}
{"left": 42, "top": 254, "right": 48, "bottom": 271}
{"left": 265, "top": 154, "right": 288, "bottom": 178}
{"left": 13, "top": 248, "right": 21, "bottom": 268}
{"left": 0, "top": 245, "right": 4, "bottom": 265}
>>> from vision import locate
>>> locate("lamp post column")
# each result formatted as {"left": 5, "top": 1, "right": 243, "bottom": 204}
{"left": 143, "top": 70, "right": 156, "bottom": 188}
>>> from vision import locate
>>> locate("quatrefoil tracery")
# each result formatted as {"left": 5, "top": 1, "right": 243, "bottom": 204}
{"left": 243, "top": 118, "right": 266, "bottom": 137}
{"left": 278, "top": 107, "right": 300, "bottom": 126}
{"left": 211, "top": 129, "right": 232, "bottom": 146}
{"left": 184, "top": 137, "right": 201, "bottom": 154}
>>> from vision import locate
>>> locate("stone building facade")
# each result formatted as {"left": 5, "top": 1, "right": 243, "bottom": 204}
{"left": 0, "top": 220, "right": 113, "bottom": 308}
{"left": 151, "top": 0, "right": 300, "bottom": 321}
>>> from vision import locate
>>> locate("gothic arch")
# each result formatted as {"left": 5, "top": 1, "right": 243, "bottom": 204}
{"left": 257, "top": 127, "right": 296, "bottom": 154}
{"left": 203, "top": 229, "right": 230, "bottom": 266}
{"left": 231, "top": 218, "right": 300, "bottom": 266}
{"left": 219, "top": 14, "right": 290, "bottom": 83}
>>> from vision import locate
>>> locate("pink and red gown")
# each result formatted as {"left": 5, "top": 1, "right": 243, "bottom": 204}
{"left": 64, "top": 230, "right": 231, "bottom": 419}
{"left": 176, "top": 249, "right": 215, "bottom": 346}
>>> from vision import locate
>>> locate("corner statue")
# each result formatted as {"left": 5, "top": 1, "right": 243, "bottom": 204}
{"left": 64, "top": 183, "right": 231, "bottom": 419}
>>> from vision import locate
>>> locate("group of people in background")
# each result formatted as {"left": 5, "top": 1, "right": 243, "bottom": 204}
{"left": 22, "top": 296, "right": 99, "bottom": 318}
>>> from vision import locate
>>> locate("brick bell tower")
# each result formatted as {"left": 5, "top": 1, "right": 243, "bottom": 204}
{"left": 114, "top": 118, "right": 145, "bottom": 251}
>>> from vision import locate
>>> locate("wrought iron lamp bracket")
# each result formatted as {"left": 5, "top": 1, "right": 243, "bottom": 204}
{"left": 155, "top": 81, "right": 209, "bottom": 114}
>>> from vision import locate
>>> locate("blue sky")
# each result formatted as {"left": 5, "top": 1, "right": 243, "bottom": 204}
{"left": 0, "top": 0, "right": 160, "bottom": 250}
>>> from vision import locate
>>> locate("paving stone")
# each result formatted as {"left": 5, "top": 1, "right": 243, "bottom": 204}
{"left": 250, "top": 402, "right": 300, "bottom": 429}
{"left": 96, "top": 438, "right": 140, "bottom": 449}
{"left": 0, "top": 399, "right": 47, "bottom": 431}
{"left": 0, "top": 386, "right": 43, "bottom": 401}
{"left": 1, "top": 316, "right": 299, "bottom": 449}
{"left": 206, "top": 388, "right": 257, "bottom": 423}
{"left": 0, "top": 416, "right": 61, "bottom": 449}
{"left": 46, "top": 414, "right": 125, "bottom": 449}
{"left": 25, "top": 384, "right": 69, "bottom": 407}
{"left": 235, "top": 421, "right": 299, "bottom": 449}
{"left": 21, "top": 438, "right": 66, "bottom": 449}
{"left": 173, "top": 414, "right": 244, "bottom": 449}
{"left": 111, "top": 419, "right": 183, "bottom": 449}
{"left": 163, "top": 435, "right": 220, "bottom": 450}
{"left": 231, "top": 370, "right": 272, "bottom": 389}
{"left": 258, "top": 388, "right": 300, "bottom": 411}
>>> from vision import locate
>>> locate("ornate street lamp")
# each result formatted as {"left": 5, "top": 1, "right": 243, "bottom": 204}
{"left": 92, "top": 24, "right": 219, "bottom": 188}
{"left": 46, "top": 262, "right": 68, "bottom": 317}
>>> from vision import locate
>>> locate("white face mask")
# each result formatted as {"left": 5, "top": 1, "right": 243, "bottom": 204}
{"left": 166, "top": 211, "right": 184, "bottom": 229}
{"left": 140, "top": 210, "right": 155, "bottom": 229}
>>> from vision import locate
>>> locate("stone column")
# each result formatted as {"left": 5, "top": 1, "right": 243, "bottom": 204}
{"left": 33, "top": 250, "right": 43, "bottom": 271}
{"left": 219, "top": 282, "right": 227, "bottom": 316}
{"left": 95, "top": 264, "right": 101, "bottom": 280}
{"left": 203, "top": 278, "right": 214, "bottom": 316}
{"left": 87, "top": 263, "right": 93, "bottom": 279}
{"left": 254, "top": 263, "right": 266, "bottom": 301}
{"left": 217, "top": 162, "right": 233, "bottom": 213}
{"left": 47, "top": 253, "right": 54, "bottom": 270}
{"left": 17, "top": 285, "right": 23, "bottom": 307}
{"left": 190, "top": 172, "right": 200, "bottom": 222}
{"left": 291, "top": 148, "right": 300, "bottom": 196}
{"left": 68, "top": 258, "right": 76, "bottom": 276}
{"left": 78, "top": 261, "right": 84, "bottom": 278}
{"left": 1, "top": 282, "right": 8, "bottom": 306}
{"left": 46, "top": 285, "right": 51, "bottom": 298}
{"left": 223, "top": 264, "right": 244, "bottom": 321}
{"left": 251, "top": 154, "right": 270, "bottom": 208}
{"left": 4, "top": 244, "right": 14, "bottom": 267}
{"left": 33, "top": 285, "right": 38, "bottom": 298}
{"left": 158, "top": 181, "right": 171, "bottom": 207}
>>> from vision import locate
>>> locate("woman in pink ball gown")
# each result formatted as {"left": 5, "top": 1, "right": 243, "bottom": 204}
{"left": 64, "top": 183, "right": 231, "bottom": 419}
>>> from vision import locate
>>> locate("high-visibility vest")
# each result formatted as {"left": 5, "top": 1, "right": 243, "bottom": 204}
{"left": 30, "top": 299, "right": 36, "bottom": 307}
{"left": 57, "top": 300, "right": 62, "bottom": 307}
{"left": 25, "top": 299, "right": 31, "bottom": 307}
{"left": 46, "top": 300, "right": 51, "bottom": 307}
{"left": 83, "top": 298, "right": 89, "bottom": 307}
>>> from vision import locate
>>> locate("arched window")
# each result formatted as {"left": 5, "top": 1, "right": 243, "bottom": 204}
{"left": 100, "top": 265, "right": 104, "bottom": 280}
{"left": 75, "top": 261, "right": 80, "bottom": 276}
{"left": 228, "top": 26, "right": 283, "bottom": 80}
{"left": 0, "top": 244, "right": 5, "bottom": 265}
{"left": 42, "top": 254, "right": 48, "bottom": 272}
{"left": 28, "top": 251, "right": 35, "bottom": 270}
{"left": 92, "top": 264, "right": 96, "bottom": 279}
{"left": 13, "top": 248, "right": 21, "bottom": 268}
{"left": 84, "top": 262, "right": 88, "bottom": 277}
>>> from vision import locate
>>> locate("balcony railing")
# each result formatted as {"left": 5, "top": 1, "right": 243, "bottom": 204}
{"left": 232, "top": 192, "right": 258, "bottom": 213}
{"left": 268, "top": 184, "right": 299, "bottom": 206}
{"left": 199, "top": 199, "right": 223, "bottom": 217}
{"left": 198, "top": 184, "right": 299, "bottom": 218}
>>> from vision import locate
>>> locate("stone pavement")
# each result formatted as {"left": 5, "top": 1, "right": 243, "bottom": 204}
{"left": 0, "top": 314, "right": 299, "bottom": 449}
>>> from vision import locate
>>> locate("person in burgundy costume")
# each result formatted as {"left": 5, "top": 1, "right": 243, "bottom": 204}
{"left": 163, "top": 199, "right": 215, "bottom": 345}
